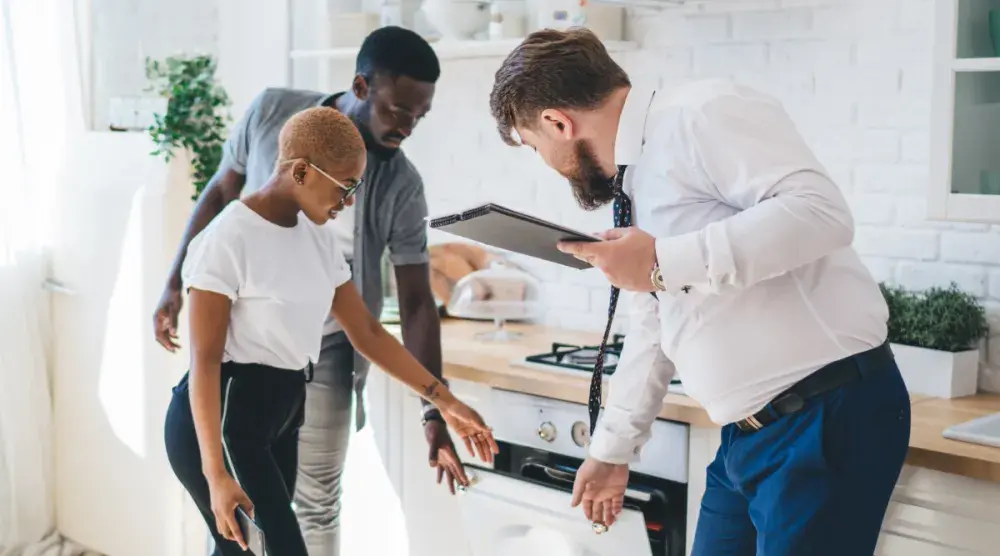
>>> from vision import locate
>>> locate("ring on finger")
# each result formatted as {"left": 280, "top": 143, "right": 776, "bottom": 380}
{"left": 592, "top": 522, "right": 608, "bottom": 535}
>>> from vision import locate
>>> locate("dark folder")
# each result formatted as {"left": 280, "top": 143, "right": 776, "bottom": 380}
{"left": 428, "top": 203, "right": 599, "bottom": 269}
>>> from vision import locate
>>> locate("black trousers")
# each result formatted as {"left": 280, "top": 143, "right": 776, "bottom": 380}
{"left": 164, "top": 362, "right": 308, "bottom": 556}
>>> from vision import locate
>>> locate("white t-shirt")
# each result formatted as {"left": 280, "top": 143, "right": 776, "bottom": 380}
{"left": 323, "top": 205, "right": 354, "bottom": 335}
{"left": 181, "top": 202, "right": 352, "bottom": 370}
{"left": 327, "top": 204, "right": 354, "bottom": 261}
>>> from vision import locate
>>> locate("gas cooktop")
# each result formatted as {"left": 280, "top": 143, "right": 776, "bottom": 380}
{"left": 525, "top": 334, "right": 625, "bottom": 375}
{"left": 519, "top": 335, "right": 684, "bottom": 393}
{"left": 523, "top": 334, "right": 627, "bottom": 375}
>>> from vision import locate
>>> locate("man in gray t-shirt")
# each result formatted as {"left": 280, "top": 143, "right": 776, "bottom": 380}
{"left": 153, "top": 27, "right": 461, "bottom": 555}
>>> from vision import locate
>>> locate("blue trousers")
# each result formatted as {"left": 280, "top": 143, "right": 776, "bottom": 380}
{"left": 691, "top": 354, "right": 911, "bottom": 556}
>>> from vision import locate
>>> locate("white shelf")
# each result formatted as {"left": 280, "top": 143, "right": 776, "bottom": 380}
{"left": 952, "top": 58, "right": 1000, "bottom": 72}
{"left": 290, "top": 38, "right": 638, "bottom": 62}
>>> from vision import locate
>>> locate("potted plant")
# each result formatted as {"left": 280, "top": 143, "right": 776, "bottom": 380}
{"left": 145, "top": 54, "right": 231, "bottom": 200}
{"left": 880, "top": 282, "right": 989, "bottom": 398}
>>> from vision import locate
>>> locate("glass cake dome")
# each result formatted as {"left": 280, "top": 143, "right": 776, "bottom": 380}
{"left": 446, "top": 260, "right": 542, "bottom": 342}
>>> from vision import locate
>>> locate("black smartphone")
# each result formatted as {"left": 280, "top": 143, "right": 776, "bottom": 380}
{"left": 236, "top": 507, "right": 265, "bottom": 555}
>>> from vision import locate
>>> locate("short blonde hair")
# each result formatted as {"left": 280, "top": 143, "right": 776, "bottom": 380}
{"left": 277, "top": 106, "right": 366, "bottom": 173}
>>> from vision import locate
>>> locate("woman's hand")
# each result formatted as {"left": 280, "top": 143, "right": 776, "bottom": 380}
{"left": 208, "top": 474, "right": 254, "bottom": 551}
{"left": 330, "top": 281, "right": 498, "bottom": 465}
{"left": 437, "top": 399, "right": 499, "bottom": 464}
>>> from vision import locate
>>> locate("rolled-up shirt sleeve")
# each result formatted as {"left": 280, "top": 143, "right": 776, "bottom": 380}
{"left": 387, "top": 175, "right": 430, "bottom": 266}
{"left": 181, "top": 231, "right": 242, "bottom": 301}
{"left": 588, "top": 291, "right": 675, "bottom": 465}
{"left": 654, "top": 93, "right": 854, "bottom": 295}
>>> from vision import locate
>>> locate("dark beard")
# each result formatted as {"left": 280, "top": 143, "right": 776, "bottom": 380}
{"left": 353, "top": 107, "right": 399, "bottom": 161}
{"left": 569, "top": 140, "right": 616, "bottom": 211}
{"left": 331, "top": 93, "right": 399, "bottom": 161}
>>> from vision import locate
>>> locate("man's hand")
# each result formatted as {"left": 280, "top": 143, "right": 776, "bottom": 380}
{"left": 558, "top": 228, "right": 657, "bottom": 292}
{"left": 570, "top": 457, "right": 630, "bottom": 529}
{"left": 154, "top": 286, "right": 183, "bottom": 352}
{"left": 424, "top": 420, "right": 470, "bottom": 495}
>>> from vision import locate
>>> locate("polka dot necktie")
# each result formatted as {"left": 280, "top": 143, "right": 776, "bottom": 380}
{"left": 588, "top": 165, "right": 631, "bottom": 437}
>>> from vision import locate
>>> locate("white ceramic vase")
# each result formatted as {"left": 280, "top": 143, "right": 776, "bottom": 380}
{"left": 420, "top": 0, "right": 490, "bottom": 40}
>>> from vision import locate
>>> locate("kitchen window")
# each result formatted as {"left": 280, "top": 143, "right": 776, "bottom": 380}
{"left": 931, "top": 0, "right": 1000, "bottom": 222}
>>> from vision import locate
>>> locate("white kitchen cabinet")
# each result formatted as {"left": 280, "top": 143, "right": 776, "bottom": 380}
{"left": 931, "top": 0, "right": 1000, "bottom": 222}
{"left": 50, "top": 134, "right": 205, "bottom": 556}
{"left": 876, "top": 465, "right": 1000, "bottom": 555}
{"left": 398, "top": 378, "right": 494, "bottom": 556}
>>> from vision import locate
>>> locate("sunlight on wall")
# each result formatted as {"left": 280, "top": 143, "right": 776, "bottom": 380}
{"left": 340, "top": 424, "right": 410, "bottom": 556}
{"left": 97, "top": 188, "right": 146, "bottom": 458}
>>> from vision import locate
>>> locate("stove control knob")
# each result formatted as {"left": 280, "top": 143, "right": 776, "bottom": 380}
{"left": 537, "top": 421, "right": 557, "bottom": 443}
{"left": 571, "top": 421, "right": 590, "bottom": 448}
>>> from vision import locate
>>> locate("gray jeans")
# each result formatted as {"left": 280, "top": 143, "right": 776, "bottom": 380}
{"left": 293, "top": 336, "right": 354, "bottom": 556}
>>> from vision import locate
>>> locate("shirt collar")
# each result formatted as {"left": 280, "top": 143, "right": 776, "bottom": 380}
{"left": 614, "top": 85, "right": 656, "bottom": 166}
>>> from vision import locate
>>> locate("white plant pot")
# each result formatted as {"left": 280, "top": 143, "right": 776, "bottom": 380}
{"left": 890, "top": 343, "right": 980, "bottom": 398}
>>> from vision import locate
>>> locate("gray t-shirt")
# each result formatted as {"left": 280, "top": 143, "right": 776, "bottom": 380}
{"left": 220, "top": 87, "right": 430, "bottom": 426}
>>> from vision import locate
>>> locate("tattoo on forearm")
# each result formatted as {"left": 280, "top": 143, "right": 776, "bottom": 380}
{"left": 423, "top": 381, "right": 441, "bottom": 400}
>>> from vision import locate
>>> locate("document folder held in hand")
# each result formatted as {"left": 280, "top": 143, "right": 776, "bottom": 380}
{"left": 428, "top": 203, "right": 599, "bottom": 269}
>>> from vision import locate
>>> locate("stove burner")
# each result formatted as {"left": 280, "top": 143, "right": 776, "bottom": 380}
{"left": 521, "top": 333, "right": 685, "bottom": 393}
{"left": 565, "top": 349, "right": 619, "bottom": 367}
{"left": 524, "top": 335, "right": 626, "bottom": 375}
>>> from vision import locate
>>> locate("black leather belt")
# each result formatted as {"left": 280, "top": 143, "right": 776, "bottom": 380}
{"left": 734, "top": 342, "right": 894, "bottom": 433}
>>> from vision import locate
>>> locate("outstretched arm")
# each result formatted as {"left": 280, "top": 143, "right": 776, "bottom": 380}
{"left": 331, "top": 281, "right": 499, "bottom": 462}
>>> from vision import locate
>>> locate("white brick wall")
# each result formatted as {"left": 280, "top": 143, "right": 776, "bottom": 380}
{"left": 91, "top": 0, "right": 220, "bottom": 129}
{"left": 400, "top": 0, "right": 1000, "bottom": 391}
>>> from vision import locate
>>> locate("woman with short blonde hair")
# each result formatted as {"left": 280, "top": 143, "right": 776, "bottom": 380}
{"left": 164, "top": 106, "right": 497, "bottom": 555}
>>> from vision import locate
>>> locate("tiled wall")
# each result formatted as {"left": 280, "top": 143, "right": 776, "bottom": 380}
{"left": 400, "top": 0, "right": 1000, "bottom": 392}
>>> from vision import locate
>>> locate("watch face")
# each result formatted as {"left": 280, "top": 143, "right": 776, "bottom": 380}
{"left": 651, "top": 267, "right": 665, "bottom": 290}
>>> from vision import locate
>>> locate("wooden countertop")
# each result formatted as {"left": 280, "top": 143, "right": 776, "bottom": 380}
{"left": 907, "top": 395, "right": 1000, "bottom": 482}
{"left": 429, "top": 319, "right": 714, "bottom": 427}
{"left": 409, "top": 319, "right": 1000, "bottom": 483}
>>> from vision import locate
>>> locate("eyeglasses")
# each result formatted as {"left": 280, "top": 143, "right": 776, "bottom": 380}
{"left": 280, "top": 159, "right": 364, "bottom": 200}
{"left": 307, "top": 162, "right": 363, "bottom": 200}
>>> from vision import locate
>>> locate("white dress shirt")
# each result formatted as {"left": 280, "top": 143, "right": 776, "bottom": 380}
{"left": 588, "top": 79, "right": 889, "bottom": 465}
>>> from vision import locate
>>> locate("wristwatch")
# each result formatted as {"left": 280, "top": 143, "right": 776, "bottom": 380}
{"left": 421, "top": 405, "right": 445, "bottom": 426}
{"left": 650, "top": 262, "right": 667, "bottom": 292}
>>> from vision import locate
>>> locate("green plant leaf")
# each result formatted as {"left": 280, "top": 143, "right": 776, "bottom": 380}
{"left": 145, "top": 53, "right": 231, "bottom": 198}
{"left": 879, "top": 281, "right": 989, "bottom": 352}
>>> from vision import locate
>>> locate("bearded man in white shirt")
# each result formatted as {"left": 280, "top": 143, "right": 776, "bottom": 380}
{"left": 489, "top": 28, "right": 911, "bottom": 556}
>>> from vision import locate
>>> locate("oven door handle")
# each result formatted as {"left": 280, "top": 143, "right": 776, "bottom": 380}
{"left": 520, "top": 461, "right": 652, "bottom": 503}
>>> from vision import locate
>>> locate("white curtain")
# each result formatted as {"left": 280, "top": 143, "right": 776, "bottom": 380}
{"left": 0, "top": 0, "right": 92, "bottom": 554}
